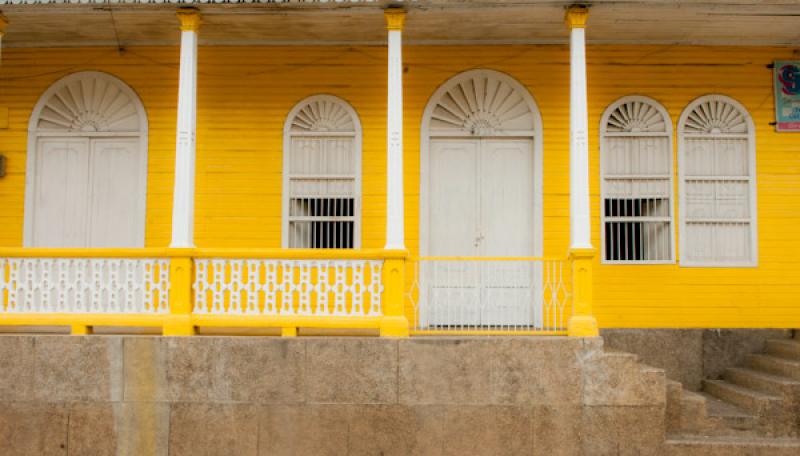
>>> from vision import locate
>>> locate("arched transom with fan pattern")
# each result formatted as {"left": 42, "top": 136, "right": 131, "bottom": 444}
{"left": 25, "top": 71, "right": 148, "bottom": 248}
{"left": 282, "top": 95, "right": 362, "bottom": 249}
{"left": 600, "top": 96, "right": 675, "bottom": 263}
{"left": 427, "top": 69, "right": 538, "bottom": 137}
{"left": 33, "top": 72, "right": 143, "bottom": 133}
{"left": 678, "top": 95, "right": 757, "bottom": 266}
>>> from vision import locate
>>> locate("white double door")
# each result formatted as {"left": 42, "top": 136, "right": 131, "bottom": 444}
{"left": 425, "top": 138, "right": 539, "bottom": 326}
{"left": 30, "top": 137, "right": 145, "bottom": 248}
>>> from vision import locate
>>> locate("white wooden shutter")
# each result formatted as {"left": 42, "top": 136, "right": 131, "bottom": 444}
{"left": 600, "top": 96, "right": 674, "bottom": 263}
{"left": 283, "top": 96, "right": 361, "bottom": 249}
{"left": 679, "top": 95, "right": 757, "bottom": 266}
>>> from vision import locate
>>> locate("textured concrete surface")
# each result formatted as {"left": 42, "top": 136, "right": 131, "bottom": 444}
{"left": 602, "top": 329, "right": 793, "bottom": 391}
{"left": 0, "top": 335, "right": 671, "bottom": 455}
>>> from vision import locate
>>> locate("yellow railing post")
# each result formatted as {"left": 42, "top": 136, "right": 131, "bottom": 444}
{"left": 380, "top": 252, "right": 410, "bottom": 337}
{"left": 567, "top": 248, "right": 599, "bottom": 337}
{"left": 163, "top": 250, "right": 195, "bottom": 336}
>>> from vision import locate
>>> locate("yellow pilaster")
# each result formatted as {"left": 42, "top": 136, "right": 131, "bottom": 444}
{"left": 164, "top": 251, "right": 195, "bottom": 336}
{"left": 567, "top": 248, "right": 599, "bottom": 337}
{"left": 564, "top": 4, "right": 589, "bottom": 29}
{"left": 281, "top": 327, "right": 297, "bottom": 337}
{"left": 380, "top": 255, "right": 410, "bottom": 337}
{"left": 71, "top": 324, "right": 92, "bottom": 335}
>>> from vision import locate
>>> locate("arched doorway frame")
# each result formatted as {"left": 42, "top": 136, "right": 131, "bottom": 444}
{"left": 419, "top": 68, "right": 544, "bottom": 258}
{"left": 23, "top": 71, "right": 149, "bottom": 247}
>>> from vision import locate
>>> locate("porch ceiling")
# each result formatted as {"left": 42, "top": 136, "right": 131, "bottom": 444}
{"left": 2, "top": 0, "right": 800, "bottom": 47}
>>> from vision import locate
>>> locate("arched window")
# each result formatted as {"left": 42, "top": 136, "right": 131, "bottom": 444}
{"left": 282, "top": 95, "right": 362, "bottom": 249}
{"left": 24, "top": 71, "right": 148, "bottom": 247}
{"left": 600, "top": 96, "right": 674, "bottom": 263}
{"left": 678, "top": 95, "right": 757, "bottom": 266}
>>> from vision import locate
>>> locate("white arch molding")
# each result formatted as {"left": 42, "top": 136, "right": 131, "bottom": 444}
{"left": 418, "top": 69, "right": 544, "bottom": 328}
{"left": 23, "top": 71, "right": 149, "bottom": 247}
{"left": 677, "top": 94, "right": 758, "bottom": 267}
{"left": 420, "top": 68, "right": 544, "bottom": 258}
{"left": 281, "top": 94, "right": 363, "bottom": 248}
{"left": 599, "top": 95, "right": 675, "bottom": 264}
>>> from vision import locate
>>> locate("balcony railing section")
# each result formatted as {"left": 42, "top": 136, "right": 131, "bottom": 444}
{"left": 0, "top": 251, "right": 170, "bottom": 314}
{"left": 194, "top": 257, "right": 383, "bottom": 317}
{"left": 408, "top": 257, "right": 572, "bottom": 334}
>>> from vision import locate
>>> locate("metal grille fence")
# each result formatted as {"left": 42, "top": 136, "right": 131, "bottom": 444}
{"left": 408, "top": 257, "right": 571, "bottom": 332}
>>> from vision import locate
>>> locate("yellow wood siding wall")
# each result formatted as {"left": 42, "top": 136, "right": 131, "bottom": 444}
{"left": 0, "top": 45, "right": 797, "bottom": 328}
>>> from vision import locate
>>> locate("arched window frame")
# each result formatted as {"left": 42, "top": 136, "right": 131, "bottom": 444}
{"left": 281, "top": 94, "right": 363, "bottom": 249}
{"left": 599, "top": 95, "right": 675, "bottom": 264}
{"left": 678, "top": 94, "right": 758, "bottom": 267}
{"left": 23, "top": 71, "right": 149, "bottom": 247}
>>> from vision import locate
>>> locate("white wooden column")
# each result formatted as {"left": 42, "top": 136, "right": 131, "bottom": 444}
{"left": 384, "top": 9, "right": 406, "bottom": 251}
{"left": 170, "top": 9, "right": 200, "bottom": 248}
{"left": 566, "top": 5, "right": 592, "bottom": 250}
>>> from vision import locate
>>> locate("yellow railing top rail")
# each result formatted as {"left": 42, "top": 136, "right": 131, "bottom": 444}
{"left": 194, "top": 248, "right": 407, "bottom": 260}
{"left": 0, "top": 248, "right": 178, "bottom": 258}
{"left": 0, "top": 247, "right": 408, "bottom": 260}
{"left": 413, "top": 256, "right": 568, "bottom": 262}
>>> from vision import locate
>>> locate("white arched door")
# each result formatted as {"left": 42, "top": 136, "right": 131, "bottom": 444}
{"left": 420, "top": 69, "right": 544, "bottom": 327}
{"left": 24, "top": 72, "right": 148, "bottom": 248}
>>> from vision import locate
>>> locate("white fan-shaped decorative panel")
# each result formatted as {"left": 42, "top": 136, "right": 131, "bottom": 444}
{"left": 429, "top": 70, "right": 535, "bottom": 136}
{"left": 290, "top": 98, "right": 356, "bottom": 133}
{"left": 604, "top": 98, "right": 668, "bottom": 133}
{"left": 682, "top": 97, "right": 748, "bottom": 134}
{"left": 35, "top": 73, "right": 141, "bottom": 132}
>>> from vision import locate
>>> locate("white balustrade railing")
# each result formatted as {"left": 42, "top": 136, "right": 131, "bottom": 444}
{"left": 409, "top": 258, "right": 572, "bottom": 332}
{"left": 193, "top": 258, "right": 383, "bottom": 317}
{"left": 0, "top": 257, "right": 170, "bottom": 314}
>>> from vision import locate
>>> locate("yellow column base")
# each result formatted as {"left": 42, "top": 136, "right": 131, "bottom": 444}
{"left": 281, "top": 327, "right": 297, "bottom": 337}
{"left": 567, "top": 315, "right": 599, "bottom": 337}
{"left": 162, "top": 316, "right": 195, "bottom": 336}
{"left": 380, "top": 316, "right": 410, "bottom": 337}
{"left": 71, "top": 324, "right": 93, "bottom": 335}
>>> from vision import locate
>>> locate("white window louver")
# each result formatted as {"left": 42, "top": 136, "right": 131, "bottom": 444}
{"left": 283, "top": 95, "right": 361, "bottom": 249}
{"left": 600, "top": 96, "right": 674, "bottom": 263}
{"left": 678, "top": 95, "right": 757, "bottom": 266}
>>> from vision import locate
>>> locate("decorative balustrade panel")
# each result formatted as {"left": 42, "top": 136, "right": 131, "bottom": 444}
{"left": 193, "top": 259, "right": 384, "bottom": 316}
{"left": 0, "top": 258, "right": 170, "bottom": 314}
{"left": 409, "top": 258, "right": 572, "bottom": 332}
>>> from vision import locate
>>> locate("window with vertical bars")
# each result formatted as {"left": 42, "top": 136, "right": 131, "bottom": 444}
{"left": 679, "top": 95, "right": 756, "bottom": 266}
{"left": 284, "top": 96, "right": 360, "bottom": 249}
{"left": 600, "top": 96, "right": 674, "bottom": 263}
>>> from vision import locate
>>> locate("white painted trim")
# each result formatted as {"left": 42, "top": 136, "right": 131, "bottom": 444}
{"left": 419, "top": 68, "right": 544, "bottom": 260}
{"left": 281, "top": 94, "right": 363, "bottom": 249}
{"left": 23, "top": 71, "right": 149, "bottom": 248}
{"left": 599, "top": 95, "right": 675, "bottom": 264}
{"left": 677, "top": 94, "right": 758, "bottom": 268}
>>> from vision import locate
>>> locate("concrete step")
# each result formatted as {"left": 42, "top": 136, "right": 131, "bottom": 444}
{"left": 747, "top": 354, "right": 800, "bottom": 381}
{"left": 725, "top": 366, "right": 800, "bottom": 398}
{"left": 766, "top": 339, "right": 800, "bottom": 360}
{"left": 703, "top": 379, "right": 782, "bottom": 415}
{"left": 699, "top": 392, "right": 760, "bottom": 432}
{"left": 665, "top": 435, "right": 800, "bottom": 456}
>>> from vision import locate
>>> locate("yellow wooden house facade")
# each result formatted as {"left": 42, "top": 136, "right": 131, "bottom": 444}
{"left": 0, "top": 0, "right": 798, "bottom": 336}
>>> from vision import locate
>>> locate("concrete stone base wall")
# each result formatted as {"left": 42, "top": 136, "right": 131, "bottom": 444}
{"left": 602, "top": 329, "right": 794, "bottom": 391}
{"left": 0, "top": 336, "right": 667, "bottom": 455}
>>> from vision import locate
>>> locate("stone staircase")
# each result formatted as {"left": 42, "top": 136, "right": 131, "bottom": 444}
{"left": 664, "top": 331, "right": 800, "bottom": 454}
